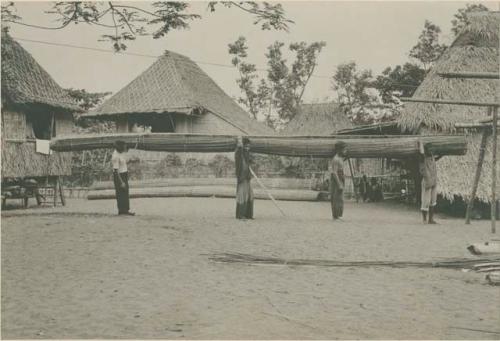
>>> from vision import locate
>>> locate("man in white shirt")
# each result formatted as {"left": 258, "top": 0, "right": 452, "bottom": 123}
{"left": 112, "top": 140, "right": 135, "bottom": 216}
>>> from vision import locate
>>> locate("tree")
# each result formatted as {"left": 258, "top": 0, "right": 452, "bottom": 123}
{"left": 451, "top": 3, "right": 489, "bottom": 37}
{"left": 409, "top": 20, "right": 447, "bottom": 72}
{"left": 373, "top": 63, "right": 426, "bottom": 104}
{"left": 228, "top": 37, "right": 326, "bottom": 129}
{"left": 332, "top": 61, "right": 375, "bottom": 124}
{"left": 1, "top": 1, "right": 293, "bottom": 51}
{"left": 66, "top": 88, "right": 111, "bottom": 112}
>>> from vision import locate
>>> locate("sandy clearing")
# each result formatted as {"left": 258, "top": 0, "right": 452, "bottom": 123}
{"left": 2, "top": 198, "right": 499, "bottom": 339}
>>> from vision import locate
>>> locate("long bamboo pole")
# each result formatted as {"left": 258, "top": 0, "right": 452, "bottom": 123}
{"left": 437, "top": 72, "right": 500, "bottom": 79}
{"left": 347, "top": 158, "right": 359, "bottom": 203}
{"left": 465, "top": 128, "right": 489, "bottom": 224}
{"left": 400, "top": 97, "right": 500, "bottom": 107}
{"left": 249, "top": 166, "right": 286, "bottom": 217}
{"left": 491, "top": 106, "right": 498, "bottom": 233}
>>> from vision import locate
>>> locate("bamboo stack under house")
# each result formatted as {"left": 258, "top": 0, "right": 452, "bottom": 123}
{"left": 82, "top": 49, "right": 274, "bottom": 179}
{"left": 399, "top": 12, "right": 500, "bottom": 215}
{"left": 1, "top": 32, "right": 81, "bottom": 203}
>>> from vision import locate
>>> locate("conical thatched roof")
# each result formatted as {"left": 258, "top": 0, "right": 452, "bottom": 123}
{"left": 399, "top": 12, "right": 499, "bottom": 132}
{"left": 281, "top": 102, "right": 353, "bottom": 135}
{"left": 399, "top": 12, "right": 499, "bottom": 202}
{"left": 1, "top": 32, "right": 80, "bottom": 112}
{"left": 87, "top": 50, "right": 273, "bottom": 135}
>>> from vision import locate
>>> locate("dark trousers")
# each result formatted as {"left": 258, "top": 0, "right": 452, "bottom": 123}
{"left": 236, "top": 180, "right": 254, "bottom": 219}
{"left": 330, "top": 174, "right": 344, "bottom": 219}
{"left": 113, "top": 172, "right": 130, "bottom": 214}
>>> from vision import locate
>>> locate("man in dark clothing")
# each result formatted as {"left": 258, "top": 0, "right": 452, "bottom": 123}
{"left": 235, "top": 137, "right": 254, "bottom": 219}
{"left": 330, "top": 141, "right": 347, "bottom": 220}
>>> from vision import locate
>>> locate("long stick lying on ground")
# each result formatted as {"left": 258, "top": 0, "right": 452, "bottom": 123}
{"left": 207, "top": 252, "right": 500, "bottom": 269}
{"left": 249, "top": 167, "right": 286, "bottom": 217}
{"left": 50, "top": 133, "right": 467, "bottom": 158}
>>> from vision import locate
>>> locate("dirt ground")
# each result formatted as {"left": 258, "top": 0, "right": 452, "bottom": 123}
{"left": 2, "top": 197, "right": 500, "bottom": 339}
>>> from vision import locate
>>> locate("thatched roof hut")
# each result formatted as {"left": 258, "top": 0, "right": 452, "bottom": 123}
{"left": 1, "top": 33, "right": 80, "bottom": 179}
{"left": 280, "top": 102, "right": 352, "bottom": 135}
{"left": 399, "top": 12, "right": 499, "bottom": 202}
{"left": 85, "top": 50, "right": 273, "bottom": 136}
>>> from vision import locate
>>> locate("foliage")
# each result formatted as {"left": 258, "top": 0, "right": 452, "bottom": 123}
{"left": 0, "top": 2, "right": 20, "bottom": 32}
{"left": 331, "top": 61, "right": 376, "bottom": 124}
{"left": 1, "top": 2, "right": 292, "bottom": 52}
{"left": 451, "top": 3, "right": 489, "bottom": 37}
{"left": 373, "top": 63, "right": 426, "bottom": 104}
{"left": 66, "top": 88, "right": 111, "bottom": 112}
{"left": 64, "top": 88, "right": 116, "bottom": 186}
{"left": 208, "top": 154, "right": 234, "bottom": 178}
{"left": 409, "top": 20, "right": 447, "bottom": 72}
{"left": 228, "top": 36, "right": 326, "bottom": 129}
{"left": 153, "top": 153, "right": 183, "bottom": 178}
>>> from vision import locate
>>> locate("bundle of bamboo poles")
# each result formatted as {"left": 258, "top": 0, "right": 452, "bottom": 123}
{"left": 50, "top": 133, "right": 237, "bottom": 153}
{"left": 207, "top": 252, "right": 500, "bottom": 269}
{"left": 90, "top": 178, "right": 315, "bottom": 191}
{"left": 50, "top": 133, "right": 467, "bottom": 158}
{"left": 249, "top": 135, "right": 466, "bottom": 158}
{"left": 86, "top": 186, "right": 320, "bottom": 201}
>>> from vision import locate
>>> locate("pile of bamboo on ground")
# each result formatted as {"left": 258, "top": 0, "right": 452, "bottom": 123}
{"left": 207, "top": 252, "right": 500, "bottom": 270}
{"left": 467, "top": 241, "right": 500, "bottom": 285}
{"left": 50, "top": 133, "right": 467, "bottom": 158}
{"left": 87, "top": 186, "right": 319, "bottom": 201}
{"left": 90, "top": 177, "right": 316, "bottom": 191}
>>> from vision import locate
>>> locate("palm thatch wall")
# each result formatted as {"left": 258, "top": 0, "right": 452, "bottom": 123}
{"left": 399, "top": 12, "right": 499, "bottom": 203}
{"left": 1, "top": 33, "right": 79, "bottom": 179}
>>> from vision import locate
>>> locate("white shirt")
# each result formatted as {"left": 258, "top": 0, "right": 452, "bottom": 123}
{"left": 112, "top": 150, "right": 128, "bottom": 173}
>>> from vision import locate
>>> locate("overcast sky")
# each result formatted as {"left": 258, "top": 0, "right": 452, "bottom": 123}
{"left": 6, "top": 1, "right": 498, "bottom": 103}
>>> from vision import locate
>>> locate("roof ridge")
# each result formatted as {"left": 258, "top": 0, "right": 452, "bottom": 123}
{"left": 162, "top": 50, "right": 197, "bottom": 108}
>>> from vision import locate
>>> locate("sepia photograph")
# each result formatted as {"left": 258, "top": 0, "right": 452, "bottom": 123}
{"left": 1, "top": 0, "right": 499, "bottom": 339}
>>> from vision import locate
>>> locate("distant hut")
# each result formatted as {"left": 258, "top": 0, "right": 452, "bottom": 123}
{"left": 399, "top": 12, "right": 499, "bottom": 206}
{"left": 85, "top": 50, "right": 272, "bottom": 136}
{"left": 281, "top": 102, "right": 353, "bottom": 135}
{"left": 83, "top": 50, "right": 272, "bottom": 177}
{"left": 1, "top": 33, "right": 80, "bottom": 200}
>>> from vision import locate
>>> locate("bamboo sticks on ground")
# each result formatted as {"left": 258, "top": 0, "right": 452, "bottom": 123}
{"left": 50, "top": 133, "right": 467, "bottom": 158}
{"left": 207, "top": 252, "right": 500, "bottom": 269}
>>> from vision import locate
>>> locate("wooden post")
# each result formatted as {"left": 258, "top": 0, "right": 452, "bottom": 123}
{"left": 347, "top": 158, "right": 359, "bottom": 203}
{"left": 491, "top": 106, "right": 498, "bottom": 233}
{"left": 53, "top": 177, "right": 58, "bottom": 207}
{"left": 465, "top": 129, "right": 489, "bottom": 224}
{"left": 58, "top": 176, "right": 66, "bottom": 206}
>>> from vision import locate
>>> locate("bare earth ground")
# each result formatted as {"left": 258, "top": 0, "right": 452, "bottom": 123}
{"left": 2, "top": 197, "right": 500, "bottom": 340}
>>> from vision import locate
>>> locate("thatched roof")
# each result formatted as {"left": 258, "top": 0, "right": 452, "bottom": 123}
{"left": 87, "top": 50, "right": 273, "bottom": 135}
{"left": 1, "top": 33, "right": 80, "bottom": 112}
{"left": 399, "top": 12, "right": 499, "bottom": 132}
{"left": 281, "top": 102, "right": 353, "bottom": 135}
{"left": 399, "top": 12, "right": 499, "bottom": 202}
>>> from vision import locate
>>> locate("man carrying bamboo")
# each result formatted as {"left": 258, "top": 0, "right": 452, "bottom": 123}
{"left": 112, "top": 140, "right": 135, "bottom": 216}
{"left": 235, "top": 137, "right": 253, "bottom": 219}
{"left": 419, "top": 141, "right": 441, "bottom": 224}
{"left": 330, "top": 141, "right": 347, "bottom": 220}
